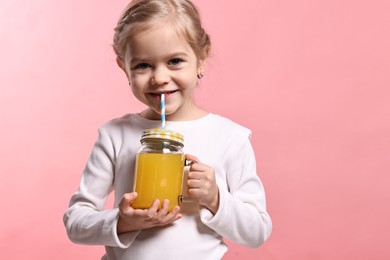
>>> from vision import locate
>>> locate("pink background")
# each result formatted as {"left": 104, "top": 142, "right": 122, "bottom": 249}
{"left": 1, "top": 0, "right": 389, "bottom": 259}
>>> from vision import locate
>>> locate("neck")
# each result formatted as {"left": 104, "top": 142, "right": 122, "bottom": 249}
{"left": 140, "top": 106, "right": 208, "bottom": 121}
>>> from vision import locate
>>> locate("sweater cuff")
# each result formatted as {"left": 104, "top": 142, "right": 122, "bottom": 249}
{"left": 199, "top": 187, "right": 226, "bottom": 227}
{"left": 110, "top": 209, "right": 141, "bottom": 248}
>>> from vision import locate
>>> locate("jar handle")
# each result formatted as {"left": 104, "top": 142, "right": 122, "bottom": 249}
{"left": 180, "top": 159, "right": 195, "bottom": 204}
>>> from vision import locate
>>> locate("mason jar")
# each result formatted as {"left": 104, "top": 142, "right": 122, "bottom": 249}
{"left": 132, "top": 128, "right": 185, "bottom": 212}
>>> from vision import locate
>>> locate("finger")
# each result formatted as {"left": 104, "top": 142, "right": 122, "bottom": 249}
{"left": 187, "top": 179, "right": 203, "bottom": 188}
{"left": 156, "top": 199, "right": 169, "bottom": 218}
{"left": 189, "top": 163, "right": 210, "bottom": 172}
{"left": 119, "top": 192, "right": 137, "bottom": 211}
{"left": 188, "top": 170, "right": 206, "bottom": 180}
{"left": 187, "top": 187, "right": 204, "bottom": 201}
{"left": 185, "top": 154, "right": 200, "bottom": 163}
{"left": 188, "top": 169, "right": 215, "bottom": 182}
{"left": 164, "top": 206, "right": 182, "bottom": 222}
{"left": 124, "top": 192, "right": 138, "bottom": 202}
{"left": 146, "top": 199, "right": 160, "bottom": 219}
{"left": 170, "top": 205, "right": 181, "bottom": 216}
{"left": 188, "top": 188, "right": 210, "bottom": 201}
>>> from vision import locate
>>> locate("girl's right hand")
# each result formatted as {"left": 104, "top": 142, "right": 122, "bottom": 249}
{"left": 117, "top": 192, "right": 182, "bottom": 234}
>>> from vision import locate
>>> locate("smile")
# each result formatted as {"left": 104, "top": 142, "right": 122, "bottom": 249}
{"left": 149, "top": 90, "right": 178, "bottom": 99}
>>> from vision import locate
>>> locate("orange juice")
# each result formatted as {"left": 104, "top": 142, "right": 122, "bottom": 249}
{"left": 132, "top": 153, "right": 185, "bottom": 211}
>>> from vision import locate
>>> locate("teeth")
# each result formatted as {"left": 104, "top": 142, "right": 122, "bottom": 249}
{"left": 150, "top": 90, "right": 176, "bottom": 96}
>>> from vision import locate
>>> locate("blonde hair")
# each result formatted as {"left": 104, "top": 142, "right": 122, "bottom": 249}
{"left": 113, "top": 0, "right": 211, "bottom": 63}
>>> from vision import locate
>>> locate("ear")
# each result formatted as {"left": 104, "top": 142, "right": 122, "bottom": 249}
{"left": 116, "top": 57, "right": 129, "bottom": 78}
{"left": 197, "top": 59, "right": 206, "bottom": 76}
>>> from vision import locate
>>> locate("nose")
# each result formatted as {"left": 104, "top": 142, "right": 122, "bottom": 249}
{"left": 151, "top": 66, "right": 170, "bottom": 86}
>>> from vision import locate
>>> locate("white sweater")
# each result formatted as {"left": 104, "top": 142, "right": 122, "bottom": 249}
{"left": 64, "top": 113, "right": 272, "bottom": 260}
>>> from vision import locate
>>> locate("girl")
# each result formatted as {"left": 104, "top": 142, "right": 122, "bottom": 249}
{"left": 64, "top": 0, "right": 272, "bottom": 259}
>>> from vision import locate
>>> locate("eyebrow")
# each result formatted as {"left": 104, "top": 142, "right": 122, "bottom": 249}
{"left": 130, "top": 52, "right": 189, "bottom": 64}
{"left": 168, "top": 52, "right": 189, "bottom": 57}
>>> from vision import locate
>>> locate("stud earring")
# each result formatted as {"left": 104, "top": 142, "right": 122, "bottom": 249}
{"left": 197, "top": 73, "right": 203, "bottom": 79}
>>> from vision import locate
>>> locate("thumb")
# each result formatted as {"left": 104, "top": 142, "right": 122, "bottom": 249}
{"left": 119, "top": 192, "right": 137, "bottom": 211}
{"left": 127, "top": 192, "right": 138, "bottom": 202}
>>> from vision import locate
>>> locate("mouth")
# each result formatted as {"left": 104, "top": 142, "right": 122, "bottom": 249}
{"left": 149, "top": 90, "right": 178, "bottom": 99}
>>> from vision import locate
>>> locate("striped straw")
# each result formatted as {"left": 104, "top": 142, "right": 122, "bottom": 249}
{"left": 160, "top": 93, "right": 165, "bottom": 129}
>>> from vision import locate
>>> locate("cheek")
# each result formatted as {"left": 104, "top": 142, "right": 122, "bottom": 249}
{"left": 177, "top": 70, "right": 198, "bottom": 87}
{"left": 129, "top": 73, "right": 148, "bottom": 87}
{"left": 129, "top": 78, "right": 144, "bottom": 96}
{"left": 130, "top": 86, "right": 139, "bottom": 97}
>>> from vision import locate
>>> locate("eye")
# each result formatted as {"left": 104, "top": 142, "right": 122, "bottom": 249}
{"left": 135, "top": 63, "right": 151, "bottom": 70}
{"left": 168, "top": 58, "right": 183, "bottom": 66}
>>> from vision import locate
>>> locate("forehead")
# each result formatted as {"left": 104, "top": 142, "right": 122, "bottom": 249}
{"left": 127, "top": 24, "right": 195, "bottom": 59}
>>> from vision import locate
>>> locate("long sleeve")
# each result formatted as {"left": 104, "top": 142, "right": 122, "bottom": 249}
{"left": 200, "top": 134, "right": 272, "bottom": 247}
{"left": 64, "top": 113, "right": 271, "bottom": 259}
{"left": 63, "top": 128, "right": 140, "bottom": 248}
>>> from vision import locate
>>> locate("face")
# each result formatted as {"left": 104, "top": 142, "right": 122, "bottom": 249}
{"left": 121, "top": 25, "right": 204, "bottom": 121}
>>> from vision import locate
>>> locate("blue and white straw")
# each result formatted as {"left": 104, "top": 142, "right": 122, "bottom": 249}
{"left": 160, "top": 93, "right": 166, "bottom": 129}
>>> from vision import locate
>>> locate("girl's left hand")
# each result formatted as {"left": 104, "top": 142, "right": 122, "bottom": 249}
{"left": 185, "top": 154, "right": 219, "bottom": 214}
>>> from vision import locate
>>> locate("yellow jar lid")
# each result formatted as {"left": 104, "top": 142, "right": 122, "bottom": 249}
{"left": 141, "top": 128, "right": 184, "bottom": 145}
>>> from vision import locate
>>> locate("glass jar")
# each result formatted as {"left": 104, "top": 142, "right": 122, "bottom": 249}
{"left": 132, "top": 128, "right": 185, "bottom": 212}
